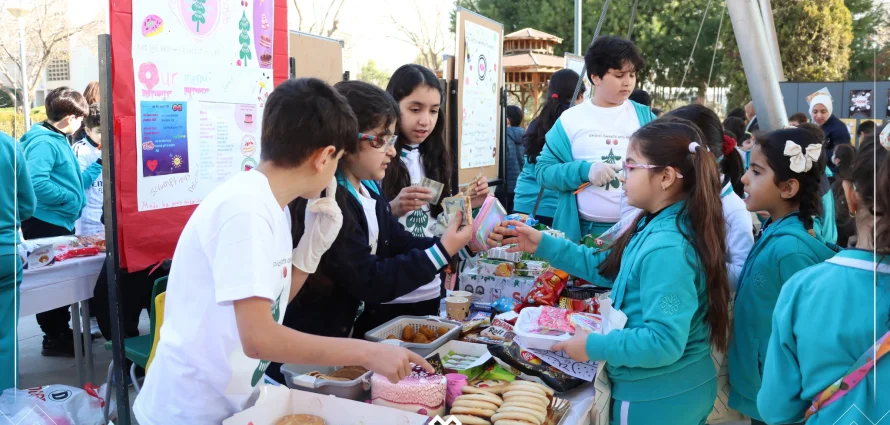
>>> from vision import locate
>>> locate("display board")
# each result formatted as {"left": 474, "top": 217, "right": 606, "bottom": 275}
{"left": 289, "top": 31, "right": 344, "bottom": 85}
{"left": 110, "top": 0, "right": 288, "bottom": 270}
{"left": 564, "top": 53, "right": 591, "bottom": 100}
{"left": 454, "top": 8, "right": 503, "bottom": 184}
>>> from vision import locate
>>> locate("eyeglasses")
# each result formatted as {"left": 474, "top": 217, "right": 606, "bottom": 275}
{"left": 621, "top": 160, "right": 683, "bottom": 179}
{"left": 358, "top": 132, "right": 398, "bottom": 150}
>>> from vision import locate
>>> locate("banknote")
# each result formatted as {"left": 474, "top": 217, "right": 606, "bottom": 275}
{"left": 421, "top": 177, "right": 445, "bottom": 205}
{"left": 442, "top": 195, "right": 472, "bottom": 227}
{"left": 461, "top": 167, "right": 485, "bottom": 197}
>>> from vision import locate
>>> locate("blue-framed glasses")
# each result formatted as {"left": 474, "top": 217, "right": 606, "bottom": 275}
{"left": 358, "top": 132, "right": 398, "bottom": 150}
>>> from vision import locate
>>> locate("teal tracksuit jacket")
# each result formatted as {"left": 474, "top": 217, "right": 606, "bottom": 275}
{"left": 19, "top": 123, "right": 101, "bottom": 232}
{"left": 536, "top": 201, "right": 717, "bottom": 404}
{"left": 728, "top": 212, "right": 837, "bottom": 420}
{"left": 758, "top": 249, "right": 889, "bottom": 425}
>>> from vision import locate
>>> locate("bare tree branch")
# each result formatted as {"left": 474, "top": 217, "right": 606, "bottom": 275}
{"left": 388, "top": 0, "right": 445, "bottom": 71}
{"left": 292, "top": 0, "right": 304, "bottom": 31}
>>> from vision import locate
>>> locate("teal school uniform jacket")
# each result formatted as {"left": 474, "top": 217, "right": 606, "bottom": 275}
{"left": 534, "top": 101, "right": 655, "bottom": 242}
{"left": 513, "top": 157, "right": 558, "bottom": 218}
{"left": 728, "top": 212, "right": 838, "bottom": 421}
{"left": 535, "top": 201, "right": 716, "bottom": 402}
{"left": 19, "top": 123, "right": 101, "bottom": 232}
{"left": 0, "top": 132, "right": 35, "bottom": 256}
{"left": 758, "top": 249, "right": 890, "bottom": 425}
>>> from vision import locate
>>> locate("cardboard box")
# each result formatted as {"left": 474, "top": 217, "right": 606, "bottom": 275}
{"left": 478, "top": 259, "right": 514, "bottom": 277}
{"left": 458, "top": 269, "right": 537, "bottom": 304}
{"left": 223, "top": 385, "right": 428, "bottom": 425}
{"left": 425, "top": 340, "right": 492, "bottom": 379}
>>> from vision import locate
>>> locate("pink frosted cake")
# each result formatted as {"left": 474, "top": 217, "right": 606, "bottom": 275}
{"left": 371, "top": 365, "right": 446, "bottom": 418}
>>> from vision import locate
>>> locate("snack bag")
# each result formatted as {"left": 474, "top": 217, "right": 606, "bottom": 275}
{"left": 469, "top": 194, "right": 507, "bottom": 252}
{"left": 516, "top": 269, "right": 569, "bottom": 311}
{"left": 537, "top": 306, "right": 574, "bottom": 333}
{"left": 488, "top": 342, "right": 584, "bottom": 393}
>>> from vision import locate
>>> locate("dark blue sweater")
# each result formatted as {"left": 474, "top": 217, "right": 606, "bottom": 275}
{"left": 821, "top": 115, "right": 851, "bottom": 174}
{"left": 505, "top": 126, "right": 525, "bottom": 193}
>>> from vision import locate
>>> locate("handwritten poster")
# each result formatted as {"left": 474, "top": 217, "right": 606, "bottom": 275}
{"left": 460, "top": 20, "right": 500, "bottom": 169}
{"left": 132, "top": 0, "right": 273, "bottom": 211}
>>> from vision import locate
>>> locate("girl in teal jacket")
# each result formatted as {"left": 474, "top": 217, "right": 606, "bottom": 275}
{"left": 513, "top": 69, "right": 585, "bottom": 225}
{"left": 758, "top": 142, "right": 889, "bottom": 425}
{"left": 728, "top": 128, "right": 838, "bottom": 424}
{"left": 492, "top": 121, "right": 732, "bottom": 425}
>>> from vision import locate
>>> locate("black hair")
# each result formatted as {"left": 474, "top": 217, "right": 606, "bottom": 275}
{"left": 506, "top": 105, "right": 523, "bottom": 127}
{"left": 755, "top": 128, "right": 826, "bottom": 234}
{"left": 722, "top": 117, "right": 747, "bottom": 142}
{"left": 651, "top": 107, "right": 663, "bottom": 117}
{"left": 727, "top": 107, "right": 746, "bottom": 121}
{"left": 73, "top": 103, "right": 101, "bottom": 141}
{"left": 260, "top": 78, "right": 357, "bottom": 167}
{"left": 629, "top": 89, "right": 651, "bottom": 107}
{"left": 832, "top": 144, "right": 855, "bottom": 181}
{"left": 333, "top": 80, "right": 399, "bottom": 154}
{"left": 45, "top": 87, "right": 89, "bottom": 122}
{"left": 830, "top": 143, "right": 857, "bottom": 246}
{"left": 584, "top": 36, "right": 645, "bottom": 84}
{"left": 665, "top": 104, "right": 745, "bottom": 198}
{"left": 788, "top": 112, "right": 808, "bottom": 125}
{"left": 857, "top": 120, "right": 875, "bottom": 136}
{"left": 525, "top": 68, "right": 583, "bottom": 164}
{"left": 383, "top": 64, "right": 451, "bottom": 216}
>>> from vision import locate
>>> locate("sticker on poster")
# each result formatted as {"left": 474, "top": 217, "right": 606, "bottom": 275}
{"left": 141, "top": 101, "right": 189, "bottom": 177}
{"left": 849, "top": 89, "right": 872, "bottom": 118}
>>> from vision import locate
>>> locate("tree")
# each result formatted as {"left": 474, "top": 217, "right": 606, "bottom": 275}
{"left": 291, "top": 0, "right": 345, "bottom": 37}
{"left": 0, "top": 0, "right": 101, "bottom": 110}
{"left": 389, "top": 0, "right": 448, "bottom": 72}
{"left": 845, "top": 0, "right": 888, "bottom": 81}
{"left": 357, "top": 60, "right": 391, "bottom": 89}
{"left": 192, "top": 0, "right": 207, "bottom": 33}
{"left": 720, "top": 0, "right": 853, "bottom": 108}
{"left": 239, "top": 10, "right": 251, "bottom": 66}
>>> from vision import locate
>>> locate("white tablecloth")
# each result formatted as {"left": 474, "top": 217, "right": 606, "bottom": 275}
{"left": 560, "top": 382, "right": 595, "bottom": 425}
{"left": 20, "top": 255, "right": 104, "bottom": 317}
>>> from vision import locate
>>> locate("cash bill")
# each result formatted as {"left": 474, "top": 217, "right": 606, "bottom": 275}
{"left": 460, "top": 167, "right": 486, "bottom": 197}
{"left": 421, "top": 177, "right": 445, "bottom": 205}
{"left": 442, "top": 195, "right": 472, "bottom": 227}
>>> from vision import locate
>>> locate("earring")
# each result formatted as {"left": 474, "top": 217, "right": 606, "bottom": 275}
{"left": 849, "top": 209, "right": 856, "bottom": 218}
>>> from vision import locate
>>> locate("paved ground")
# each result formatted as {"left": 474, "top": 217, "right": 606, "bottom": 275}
{"left": 17, "top": 313, "right": 752, "bottom": 425}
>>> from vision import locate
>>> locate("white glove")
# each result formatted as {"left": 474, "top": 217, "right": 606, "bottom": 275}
{"left": 588, "top": 162, "right": 621, "bottom": 187}
{"left": 292, "top": 177, "right": 343, "bottom": 273}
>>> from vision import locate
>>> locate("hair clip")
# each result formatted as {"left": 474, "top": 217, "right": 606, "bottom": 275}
{"left": 688, "top": 142, "right": 700, "bottom": 153}
{"left": 784, "top": 140, "right": 822, "bottom": 173}
{"left": 551, "top": 94, "right": 559, "bottom": 99}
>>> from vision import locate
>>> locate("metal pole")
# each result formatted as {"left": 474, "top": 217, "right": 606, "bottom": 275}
{"left": 574, "top": 0, "right": 582, "bottom": 55}
{"left": 726, "top": 0, "right": 787, "bottom": 131}
{"left": 98, "top": 33, "right": 131, "bottom": 425}
{"left": 757, "top": 0, "right": 785, "bottom": 81}
{"left": 18, "top": 17, "right": 30, "bottom": 129}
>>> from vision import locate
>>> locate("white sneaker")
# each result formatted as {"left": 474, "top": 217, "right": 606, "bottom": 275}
{"left": 90, "top": 317, "right": 101, "bottom": 337}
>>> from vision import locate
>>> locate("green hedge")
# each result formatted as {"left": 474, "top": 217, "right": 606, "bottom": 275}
{"left": 0, "top": 106, "right": 48, "bottom": 138}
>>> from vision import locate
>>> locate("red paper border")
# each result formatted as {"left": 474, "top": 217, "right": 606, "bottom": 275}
{"left": 110, "top": 0, "right": 288, "bottom": 271}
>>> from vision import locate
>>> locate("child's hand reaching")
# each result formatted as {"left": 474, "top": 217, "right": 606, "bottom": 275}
{"left": 490, "top": 220, "right": 543, "bottom": 254}
{"left": 470, "top": 176, "right": 491, "bottom": 208}
{"left": 441, "top": 211, "right": 474, "bottom": 256}
{"left": 552, "top": 331, "right": 591, "bottom": 362}
{"left": 390, "top": 186, "right": 433, "bottom": 217}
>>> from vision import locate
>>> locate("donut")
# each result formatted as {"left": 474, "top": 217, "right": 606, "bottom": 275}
{"left": 142, "top": 15, "right": 164, "bottom": 37}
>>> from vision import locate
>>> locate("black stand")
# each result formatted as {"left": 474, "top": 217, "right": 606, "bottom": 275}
{"left": 98, "top": 34, "right": 131, "bottom": 425}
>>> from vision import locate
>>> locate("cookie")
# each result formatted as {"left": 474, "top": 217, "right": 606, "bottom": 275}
{"left": 463, "top": 386, "right": 500, "bottom": 397}
{"left": 452, "top": 399, "right": 499, "bottom": 411}
{"left": 503, "top": 390, "right": 550, "bottom": 405}
{"left": 450, "top": 415, "right": 491, "bottom": 425}
{"left": 508, "top": 381, "right": 554, "bottom": 396}
{"left": 469, "top": 379, "right": 511, "bottom": 394}
{"left": 496, "top": 405, "right": 547, "bottom": 423}
{"left": 492, "top": 420, "right": 537, "bottom": 425}
{"left": 504, "top": 383, "right": 547, "bottom": 397}
{"left": 499, "top": 395, "right": 549, "bottom": 409}
{"left": 456, "top": 393, "right": 503, "bottom": 406}
{"left": 492, "top": 411, "right": 542, "bottom": 425}
{"left": 274, "top": 414, "right": 327, "bottom": 425}
{"left": 451, "top": 406, "right": 497, "bottom": 418}
{"left": 500, "top": 402, "right": 547, "bottom": 415}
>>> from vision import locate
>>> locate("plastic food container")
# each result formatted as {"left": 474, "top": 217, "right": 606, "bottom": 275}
{"left": 364, "top": 315, "right": 462, "bottom": 356}
{"left": 280, "top": 364, "right": 372, "bottom": 401}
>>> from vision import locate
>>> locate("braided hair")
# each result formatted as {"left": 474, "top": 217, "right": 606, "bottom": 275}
{"left": 755, "top": 128, "right": 826, "bottom": 235}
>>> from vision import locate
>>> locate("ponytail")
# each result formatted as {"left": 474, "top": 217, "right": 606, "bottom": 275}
{"left": 597, "top": 120, "right": 730, "bottom": 351}
{"left": 876, "top": 151, "right": 890, "bottom": 255}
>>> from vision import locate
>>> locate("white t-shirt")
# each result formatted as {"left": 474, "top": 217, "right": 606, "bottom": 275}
{"left": 391, "top": 146, "right": 441, "bottom": 303}
{"left": 72, "top": 139, "right": 103, "bottom": 236}
{"left": 566, "top": 100, "right": 641, "bottom": 223}
{"left": 134, "top": 170, "right": 293, "bottom": 425}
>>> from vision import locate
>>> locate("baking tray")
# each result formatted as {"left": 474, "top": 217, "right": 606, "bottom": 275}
{"left": 547, "top": 396, "right": 572, "bottom": 425}
{"left": 364, "top": 315, "right": 462, "bottom": 356}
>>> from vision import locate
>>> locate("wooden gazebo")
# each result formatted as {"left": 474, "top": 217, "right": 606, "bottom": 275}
{"left": 504, "top": 28, "right": 565, "bottom": 113}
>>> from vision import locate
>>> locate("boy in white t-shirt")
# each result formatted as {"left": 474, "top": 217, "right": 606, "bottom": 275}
{"left": 72, "top": 104, "right": 103, "bottom": 236}
{"left": 535, "top": 36, "right": 656, "bottom": 242}
{"left": 134, "top": 78, "right": 432, "bottom": 425}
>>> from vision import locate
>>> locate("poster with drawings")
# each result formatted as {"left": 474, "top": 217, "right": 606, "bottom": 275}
{"left": 460, "top": 20, "right": 500, "bottom": 169}
{"left": 849, "top": 89, "right": 872, "bottom": 118}
{"left": 132, "top": 0, "right": 273, "bottom": 211}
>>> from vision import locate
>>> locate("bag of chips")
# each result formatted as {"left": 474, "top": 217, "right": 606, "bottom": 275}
{"left": 488, "top": 342, "right": 584, "bottom": 393}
